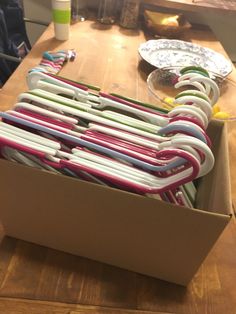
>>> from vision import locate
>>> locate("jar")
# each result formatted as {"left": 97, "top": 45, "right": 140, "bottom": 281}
{"left": 120, "top": 0, "right": 140, "bottom": 29}
{"left": 97, "top": 0, "right": 117, "bottom": 24}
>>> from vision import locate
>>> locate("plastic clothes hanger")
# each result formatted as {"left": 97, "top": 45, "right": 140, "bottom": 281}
{"left": 1, "top": 111, "right": 211, "bottom": 175}
{"left": 0, "top": 121, "right": 61, "bottom": 150}
{"left": 14, "top": 102, "right": 78, "bottom": 125}
{"left": 0, "top": 111, "right": 187, "bottom": 173}
{"left": 1, "top": 111, "right": 176, "bottom": 171}
{"left": 15, "top": 92, "right": 205, "bottom": 142}
{"left": 27, "top": 77, "right": 209, "bottom": 129}
{"left": 0, "top": 128, "right": 57, "bottom": 156}
{"left": 27, "top": 71, "right": 88, "bottom": 95}
{"left": 32, "top": 86, "right": 208, "bottom": 129}
{"left": 158, "top": 136, "right": 214, "bottom": 177}
{"left": 174, "top": 95, "right": 212, "bottom": 119}
{"left": 1, "top": 146, "right": 62, "bottom": 174}
{"left": 175, "top": 72, "right": 220, "bottom": 105}
{"left": 60, "top": 147, "right": 200, "bottom": 194}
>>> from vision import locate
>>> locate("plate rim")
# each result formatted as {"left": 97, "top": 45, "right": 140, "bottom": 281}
{"left": 138, "top": 39, "right": 233, "bottom": 77}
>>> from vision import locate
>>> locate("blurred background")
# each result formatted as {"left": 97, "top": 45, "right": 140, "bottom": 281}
{"left": 22, "top": 0, "right": 236, "bottom": 63}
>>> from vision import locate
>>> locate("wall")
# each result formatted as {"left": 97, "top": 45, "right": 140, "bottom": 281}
{"left": 201, "top": 11, "right": 236, "bottom": 62}
{"left": 23, "top": 0, "right": 52, "bottom": 45}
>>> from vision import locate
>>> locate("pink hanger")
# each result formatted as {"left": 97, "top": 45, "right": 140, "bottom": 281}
{"left": 45, "top": 73, "right": 88, "bottom": 91}
{"left": 15, "top": 108, "right": 74, "bottom": 130}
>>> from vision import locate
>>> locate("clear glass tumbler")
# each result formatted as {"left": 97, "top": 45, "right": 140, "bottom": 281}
{"left": 97, "top": 0, "right": 117, "bottom": 24}
{"left": 71, "top": 0, "right": 87, "bottom": 22}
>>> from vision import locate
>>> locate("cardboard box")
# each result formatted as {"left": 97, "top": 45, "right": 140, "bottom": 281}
{"left": 0, "top": 119, "right": 232, "bottom": 286}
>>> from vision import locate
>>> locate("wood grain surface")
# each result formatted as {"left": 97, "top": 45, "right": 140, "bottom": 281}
{"left": 0, "top": 297, "right": 173, "bottom": 314}
{"left": 0, "top": 20, "right": 236, "bottom": 314}
{"left": 0, "top": 218, "right": 235, "bottom": 313}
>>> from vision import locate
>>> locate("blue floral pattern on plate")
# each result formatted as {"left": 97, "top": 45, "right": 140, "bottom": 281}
{"left": 138, "top": 39, "right": 232, "bottom": 77}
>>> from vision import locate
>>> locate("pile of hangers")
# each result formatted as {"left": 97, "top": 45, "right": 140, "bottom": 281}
{"left": 0, "top": 66, "right": 220, "bottom": 208}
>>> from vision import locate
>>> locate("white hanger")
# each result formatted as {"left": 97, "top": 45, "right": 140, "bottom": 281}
{"left": 0, "top": 121, "right": 61, "bottom": 150}
{"left": 61, "top": 149, "right": 200, "bottom": 194}
{"left": 14, "top": 102, "right": 78, "bottom": 125}
{"left": 19, "top": 89, "right": 91, "bottom": 111}
{"left": 174, "top": 96, "right": 212, "bottom": 119}
{"left": 159, "top": 136, "right": 214, "bottom": 177}
{"left": 7, "top": 110, "right": 83, "bottom": 138}
{"left": 27, "top": 71, "right": 88, "bottom": 98}
{"left": 190, "top": 76, "right": 220, "bottom": 105}
{"left": 0, "top": 129, "right": 57, "bottom": 155}
{"left": 168, "top": 105, "right": 208, "bottom": 128}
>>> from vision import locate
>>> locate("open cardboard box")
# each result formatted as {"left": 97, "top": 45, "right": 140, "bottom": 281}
{"left": 0, "top": 119, "right": 232, "bottom": 286}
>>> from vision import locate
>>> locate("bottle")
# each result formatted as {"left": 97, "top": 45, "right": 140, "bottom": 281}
{"left": 97, "top": 0, "right": 117, "bottom": 24}
{"left": 120, "top": 0, "right": 140, "bottom": 29}
{"left": 52, "top": 0, "right": 71, "bottom": 41}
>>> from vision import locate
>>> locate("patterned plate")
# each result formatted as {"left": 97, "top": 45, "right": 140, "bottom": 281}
{"left": 138, "top": 39, "right": 232, "bottom": 77}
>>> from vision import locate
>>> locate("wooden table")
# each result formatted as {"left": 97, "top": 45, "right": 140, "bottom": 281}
{"left": 0, "top": 21, "right": 236, "bottom": 314}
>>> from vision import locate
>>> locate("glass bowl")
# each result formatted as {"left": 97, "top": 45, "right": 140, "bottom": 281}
{"left": 147, "top": 66, "right": 236, "bottom": 121}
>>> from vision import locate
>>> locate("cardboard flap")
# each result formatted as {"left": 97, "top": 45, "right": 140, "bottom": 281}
{"left": 196, "top": 120, "right": 232, "bottom": 215}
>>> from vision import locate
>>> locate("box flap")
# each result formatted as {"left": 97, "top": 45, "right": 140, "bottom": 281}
{"left": 196, "top": 120, "right": 232, "bottom": 215}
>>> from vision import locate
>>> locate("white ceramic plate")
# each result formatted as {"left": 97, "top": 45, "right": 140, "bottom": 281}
{"left": 138, "top": 39, "right": 232, "bottom": 77}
